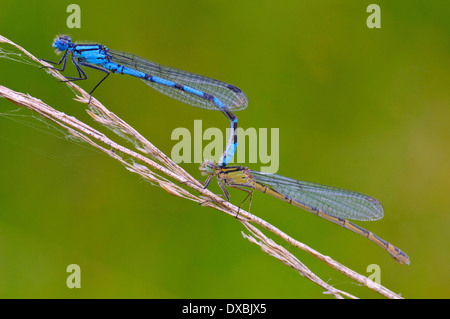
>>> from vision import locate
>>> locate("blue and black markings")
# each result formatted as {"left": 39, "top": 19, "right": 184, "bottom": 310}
{"left": 42, "top": 35, "right": 249, "bottom": 168}
{"left": 203, "top": 93, "right": 214, "bottom": 101}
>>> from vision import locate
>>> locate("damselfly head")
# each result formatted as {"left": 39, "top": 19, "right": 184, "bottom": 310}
{"left": 200, "top": 159, "right": 218, "bottom": 175}
{"left": 53, "top": 35, "right": 72, "bottom": 52}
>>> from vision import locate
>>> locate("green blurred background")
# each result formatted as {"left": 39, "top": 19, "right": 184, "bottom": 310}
{"left": 0, "top": 0, "right": 448, "bottom": 299}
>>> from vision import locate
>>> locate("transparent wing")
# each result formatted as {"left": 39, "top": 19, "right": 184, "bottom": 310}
{"left": 249, "top": 170, "right": 384, "bottom": 221}
{"left": 109, "top": 49, "right": 248, "bottom": 111}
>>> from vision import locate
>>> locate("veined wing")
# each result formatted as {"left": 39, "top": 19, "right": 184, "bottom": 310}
{"left": 249, "top": 170, "right": 384, "bottom": 221}
{"left": 109, "top": 49, "right": 248, "bottom": 111}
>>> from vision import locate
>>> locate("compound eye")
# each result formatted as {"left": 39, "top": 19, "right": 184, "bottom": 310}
{"left": 53, "top": 35, "right": 72, "bottom": 51}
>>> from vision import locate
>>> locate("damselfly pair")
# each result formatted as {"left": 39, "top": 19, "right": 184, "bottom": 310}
{"left": 43, "top": 35, "right": 409, "bottom": 265}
